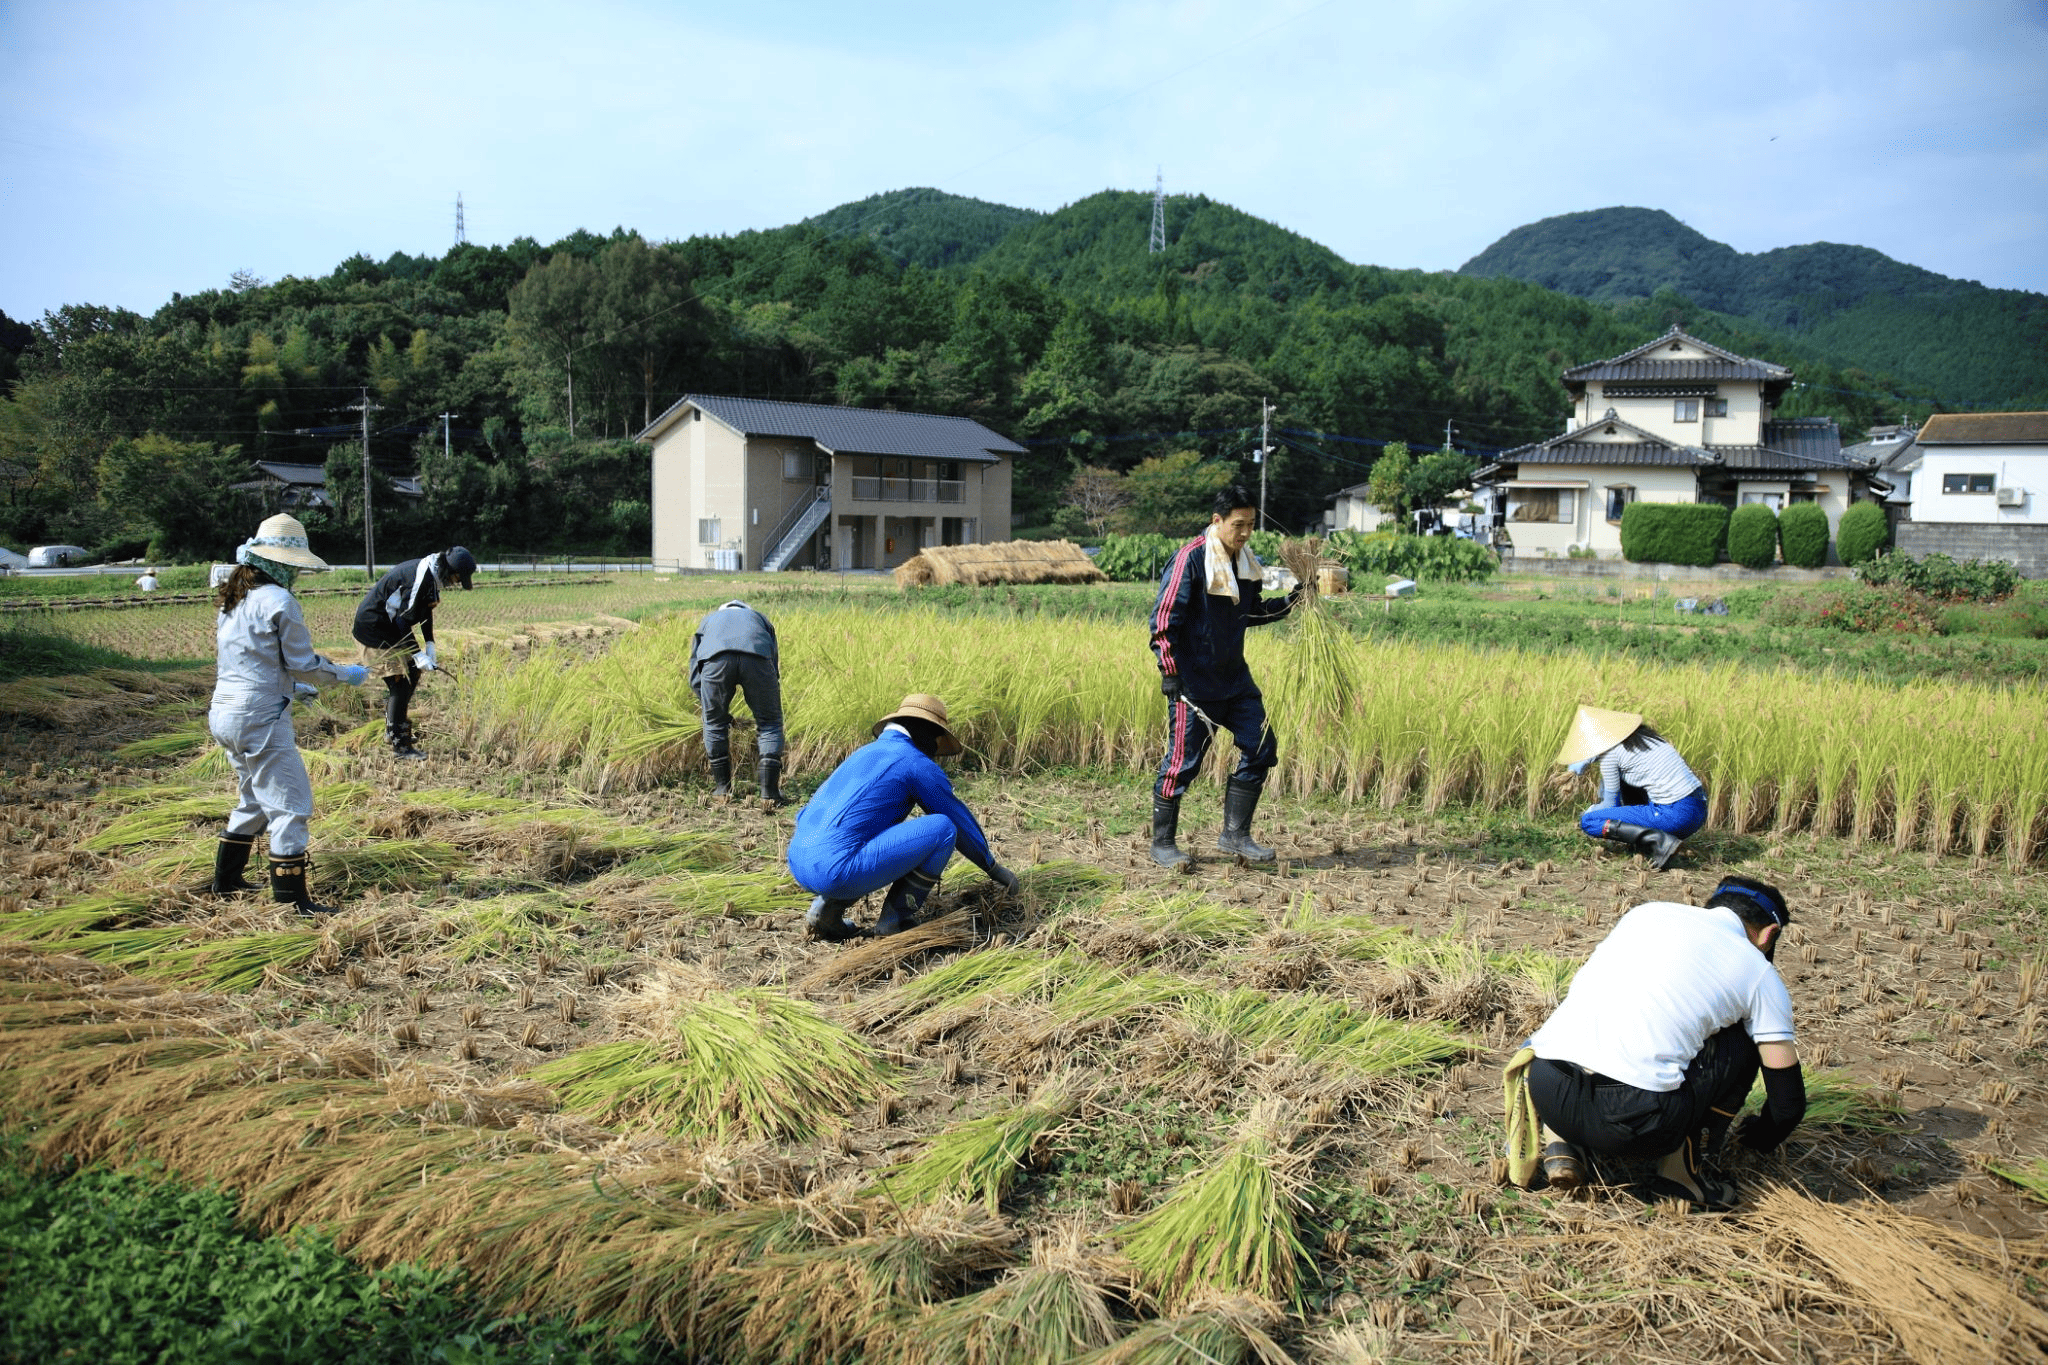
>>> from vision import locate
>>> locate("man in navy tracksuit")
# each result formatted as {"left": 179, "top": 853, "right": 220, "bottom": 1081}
{"left": 787, "top": 693, "right": 1019, "bottom": 941}
{"left": 1148, "top": 484, "right": 1298, "bottom": 866}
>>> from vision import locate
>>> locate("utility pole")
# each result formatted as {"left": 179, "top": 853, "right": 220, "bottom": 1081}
{"left": 438, "top": 412, "right": 459, "bottom": 461}
{"left": 347, "top": 389, "right": 383, "bottom": 577}
{"left": 1258, "top": 397, "right": 1277, "bottom": 530}
{"left": 454, "top": 192, "right": 466, "bottom": 247}
{"left": 1445, "top": 418, "right": 1457, "bottom": 450}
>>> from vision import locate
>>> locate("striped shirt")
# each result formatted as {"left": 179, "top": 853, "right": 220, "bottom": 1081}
{"left": 1598, "top": 738, "right": 1702, "bottom": 806}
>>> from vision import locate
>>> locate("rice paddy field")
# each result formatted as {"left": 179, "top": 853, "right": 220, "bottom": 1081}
{"left": 3, "top": 568, "right": 2046, "bottom": 1363}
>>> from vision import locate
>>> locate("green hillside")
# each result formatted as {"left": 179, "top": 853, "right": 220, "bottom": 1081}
{"left": 802, "top": 188, "right": 1043, "bottom": 270}
{"left": 1460, "top": 206, "right": 2048, "bottom": 408}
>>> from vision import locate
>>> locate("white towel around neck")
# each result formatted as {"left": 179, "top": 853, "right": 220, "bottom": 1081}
{"left": 1203, "top": 527, "right": 1261, "bottom": 604}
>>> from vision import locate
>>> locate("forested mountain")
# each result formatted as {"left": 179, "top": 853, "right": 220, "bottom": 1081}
{"left": 1460, "top": 207, "right": 2048, "bottom": 409}
{"left": 801, "top": 189, "right": 1042, "bottom": 270}
{"left": 1, "top": 190, "right": 2029, "bottom": 564}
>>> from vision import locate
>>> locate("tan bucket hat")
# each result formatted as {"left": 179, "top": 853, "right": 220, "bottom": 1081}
{"left": 1555, "top": 705, "right": 1644, "bottom": 767}
{"left": 242, "top": 513, "right": 329, "bottom": 569}
{"left": 874, "top": 693, "right": 963, "bottom": 756}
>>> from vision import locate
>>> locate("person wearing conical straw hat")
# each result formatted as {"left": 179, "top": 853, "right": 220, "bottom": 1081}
{"left": 785, "top": 694, "right": 1019, "bottom": 941}
{"left": 207, "top": 514, "right": 371, "bottom": 914}
{"left": 1147, "top": 483, "right": 1301, "bottom": 867}
{"left": 1506, "top": 875, "right": 1806, "bottom": 1211}
{"left": 1556, "top": 705, "right": 1706, "bottom": 871}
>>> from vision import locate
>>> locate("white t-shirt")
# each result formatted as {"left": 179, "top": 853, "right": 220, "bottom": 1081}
{"left": 1530, "top": 901, "right": 1795, "bottom": 1092}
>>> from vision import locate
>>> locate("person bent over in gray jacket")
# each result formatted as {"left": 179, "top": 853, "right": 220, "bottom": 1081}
{"left": 688, "top": 600, "right": 785, "bottom": 804}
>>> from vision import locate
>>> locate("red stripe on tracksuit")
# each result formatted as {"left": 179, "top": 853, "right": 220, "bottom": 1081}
{"left": 1151, "top": 538, "right": 1203, "bottom": 678}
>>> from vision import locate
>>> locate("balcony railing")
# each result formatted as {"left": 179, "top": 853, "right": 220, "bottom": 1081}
{"left": 849, "top": 477, "right": 965, "bottom": 504}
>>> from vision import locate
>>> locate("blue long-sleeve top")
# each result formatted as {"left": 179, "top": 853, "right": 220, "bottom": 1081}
{"left": 1149, "top": 535, "right": 1293, "bottom": 700}
{"left": 789, "top": 730, "right": 993, "bottom": 876}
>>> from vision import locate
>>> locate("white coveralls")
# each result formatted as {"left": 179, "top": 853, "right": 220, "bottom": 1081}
{"left": 209, "top": 583, "right": 354, "bottom": 857}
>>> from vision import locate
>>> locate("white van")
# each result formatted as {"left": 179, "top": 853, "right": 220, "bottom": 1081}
{"left": 28, "top": 545, "right": 91, "bottom": 568}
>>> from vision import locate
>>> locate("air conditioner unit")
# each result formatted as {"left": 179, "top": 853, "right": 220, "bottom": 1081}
{"left": 1997, "top": 487, "right": 2025, "bottom": 507}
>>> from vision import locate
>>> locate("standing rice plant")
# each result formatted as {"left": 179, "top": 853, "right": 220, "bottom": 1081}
{"left": 1118, "top": 1100, "right": 1312, "bottom": 1311}
{"left": 533, "top": 975, "right": 888, "bottom": 1142}
{"left": 866, "top": 1077, "right": 1084, "bottom": 1213}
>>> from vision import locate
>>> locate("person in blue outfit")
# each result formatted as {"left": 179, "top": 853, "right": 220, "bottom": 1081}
{"left": 1147, "top": 484, "right": 1299, "bottom": 867}
{"left": 351, "top": 545, "right": 478, "bottom": 760}
{"left": 787, "top": 693, "right": 1019, "bottom": 942}
{"left": 687, "top": 600, "right": 785, "bottom": 805}
{"left": 1556, "top": 705, "right": 1708, "bottom": 871}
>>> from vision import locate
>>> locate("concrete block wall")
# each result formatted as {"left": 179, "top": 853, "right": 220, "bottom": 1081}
{"left": 1894, "top": 523, "right": 2048, "bottom": 578}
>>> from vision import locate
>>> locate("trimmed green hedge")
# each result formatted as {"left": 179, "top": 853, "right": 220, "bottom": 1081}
{"left": 1727, "top": 504, "right": 1780, "bottom": 570}
{"left": 1619, "top": 503, "right": 1730, "bottom": 567}
{"left": 1836, "top": 500, "right": 1891, "bottom": 566}
{"left": 1778, "top": 502, "right": 1829, "bottom": 569}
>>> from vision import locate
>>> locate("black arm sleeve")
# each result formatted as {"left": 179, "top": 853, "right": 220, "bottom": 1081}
{"left": 1737, "top": 1062, "right": 1806, "bottom": 1152}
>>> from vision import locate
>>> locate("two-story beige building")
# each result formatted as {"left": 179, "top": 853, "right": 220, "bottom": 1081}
{"left": 1474, "top": 328, "right": 1882, "bottom": 560}
{"left": 640, "top": 395, "right": 1022, "bottom": 572}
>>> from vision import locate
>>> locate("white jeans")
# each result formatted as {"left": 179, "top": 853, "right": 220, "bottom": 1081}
{"left": 208, "top": 696, "right": 313, "bottom": 857}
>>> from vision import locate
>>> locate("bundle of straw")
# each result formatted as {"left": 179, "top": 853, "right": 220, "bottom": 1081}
{"left": 1070, "top": 1292, "right": 1294, "bottom": 1365}
{"left": 1272, "top": 539, "right": 1359, "bottom": 767}
{"left": 865, "top": 1076, "right": 1085, "bottom": 1213}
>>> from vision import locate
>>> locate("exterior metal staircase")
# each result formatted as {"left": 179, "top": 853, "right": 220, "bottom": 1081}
{"left": 760, "top": 488, "right": 831, "bottom": 572}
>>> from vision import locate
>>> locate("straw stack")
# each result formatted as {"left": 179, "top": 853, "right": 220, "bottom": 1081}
{"left": 895, "top": 540, "right": 1107, "bottom": 588}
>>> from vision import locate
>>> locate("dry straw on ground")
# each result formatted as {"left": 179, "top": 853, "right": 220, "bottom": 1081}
{"left": 895, "top": 539, "right": 1107, "bottom": 588}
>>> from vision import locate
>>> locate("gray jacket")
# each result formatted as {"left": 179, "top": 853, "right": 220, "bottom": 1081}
{"left": 688, "top": 602, "right": 778, "bottom": 689}
{"left": 213, "top": 583, "right": 355, "bottom": 711}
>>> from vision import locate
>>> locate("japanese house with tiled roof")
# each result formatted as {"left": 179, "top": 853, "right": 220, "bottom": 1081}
{"left": 1892, "top": 410, "right": 2048, "bottom": 576}
{"left": 638, "top": 395, "right": 1022, "bottom": 572}
{"left": 1472, "top": 327, "right": 1884, "bottom": 561}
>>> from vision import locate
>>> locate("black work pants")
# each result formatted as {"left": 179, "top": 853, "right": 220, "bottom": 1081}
{"left": 1527, "top": 1026, "right": 1759, "bottom": 1160}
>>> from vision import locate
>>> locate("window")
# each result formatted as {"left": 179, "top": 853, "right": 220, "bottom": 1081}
{"left": 1941, "top": 473, "right": 1996, "bottom": 494}
{"left": 1706, "top": 399, "right": 1728, "bottom": 418}
{"left": 782, "top": 450, "right": 808, "bottom": 481}
{"left": 1508, "top": 489, "right": 1575, "bottom": 523}
{"left": 1740, "top": 491, "right": 1784, "bottom": 511}
{"left": 1604, "top": 485, "right": 1635, "bottom": 523}
{"left": 697, "top": 518, "right": 721, "bottom": 545}
{"left": 1674, "top": 399, "right": 1700, "bottom": 422}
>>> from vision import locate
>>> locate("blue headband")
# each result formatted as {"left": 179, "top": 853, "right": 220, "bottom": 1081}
{"left": 1712, "top": 881, "right": 1785, "bottom": 926}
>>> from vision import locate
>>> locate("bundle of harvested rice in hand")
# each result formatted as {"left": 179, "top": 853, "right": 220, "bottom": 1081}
{"left": 1276, "top": 537, "right": 1358, "bottom": 722}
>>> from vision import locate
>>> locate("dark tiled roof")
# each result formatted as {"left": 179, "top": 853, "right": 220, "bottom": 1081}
{"left": 1761, "top": 418, "right": 1843, "bottom": 463}
{"left": 252, "top": 461, "right": 327, "bottom": 485}
{"left": 1917, "top": 411, "right": 2048, "bottom": 444}
{"left": 1501, "top": 441, "right": 1709, "bottom": 469}
{"left": 1707, "top": 445, "right": 1852, "bottom": 473}
{"left": 642, "top": 394, "right": 1023, "bottom": 463}
{"left": 1564, "top": 326, "right": 1791, "bottom": 385}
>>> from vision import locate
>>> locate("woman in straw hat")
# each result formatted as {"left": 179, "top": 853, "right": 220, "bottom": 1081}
{"left": 1556, "top": 705, "right": 1706, "bottom": 870}
{"left": 786, "top": 694, "right": 1019, "bottom": 941}
{"left": 207, "top": 514, "right": 370, "bottom": 914}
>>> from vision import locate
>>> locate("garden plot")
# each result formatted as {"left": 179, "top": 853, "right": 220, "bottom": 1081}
{"left": 2, "top": 631, "right": 2046, "bottom": 1364}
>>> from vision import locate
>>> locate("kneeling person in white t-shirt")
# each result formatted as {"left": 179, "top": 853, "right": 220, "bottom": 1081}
{"left": 1526, "top": 875, "right": 1804, "bottom": 1210}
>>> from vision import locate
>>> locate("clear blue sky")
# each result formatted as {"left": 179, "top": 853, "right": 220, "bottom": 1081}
{"left": 3, "top": 0, "right": 2044, "bottom": 321}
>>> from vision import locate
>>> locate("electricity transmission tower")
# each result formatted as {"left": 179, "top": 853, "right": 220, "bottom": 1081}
{"left": 455, "top": 193, "right": 466, "bottom": 247}
{"left": 1149, "top": 170, "right": 1166, "bottom": 253}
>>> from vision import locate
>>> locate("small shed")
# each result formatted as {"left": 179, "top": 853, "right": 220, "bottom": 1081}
{"left": 894, "top": 540, "right": 1107, "bottom": 588}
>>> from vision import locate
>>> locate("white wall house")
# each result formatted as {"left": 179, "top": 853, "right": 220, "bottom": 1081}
{"left": 641, "top": 395, "right": 1022, "bottom": 572}
{"left": 1473, "top": 328, "right": 1883, "bottom": 561}
{"left": 1894, "top": 411, "right": 2048, "bottom": 577}
{"left": 1323, "top": 480, "right": 1393, "bottom": 533}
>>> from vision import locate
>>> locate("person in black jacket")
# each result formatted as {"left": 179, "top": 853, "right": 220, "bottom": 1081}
{"left": 1147, "top": 485, "right": 1298, "bottom": 867}
{"left": 351, "top": 547, "right": 477, "bottom": 759}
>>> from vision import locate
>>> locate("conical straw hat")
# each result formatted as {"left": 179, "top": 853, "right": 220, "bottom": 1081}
{"left": 1555, "top": 705, "right": 1643, "bottom": 767}
{"left": 873, "top": 692, "right": 963, "bottom": 756}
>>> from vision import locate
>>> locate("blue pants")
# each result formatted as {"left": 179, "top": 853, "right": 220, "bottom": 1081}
{"left": 1154, "top": 689, "right": 1277, "bottom": 801}
{"left": 789, "top": 813, "right": 955, "bottom": 901}
{"left": 1580, "top": 786, "right": 1707, "bottom": 840}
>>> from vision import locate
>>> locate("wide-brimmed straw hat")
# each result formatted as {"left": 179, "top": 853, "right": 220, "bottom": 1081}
{"left": 874, "top": 692, "right": 963, "bottom": 756}
{"left": 1555, "top": 705, "right": 1643, "bottom": 767}
{"left": 242, "top": 514, "right": 328, "bottom": 569}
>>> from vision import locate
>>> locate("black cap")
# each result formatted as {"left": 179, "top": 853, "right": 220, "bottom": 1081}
{"left": 444, "top": 546, "right": 478, "bottom": 590}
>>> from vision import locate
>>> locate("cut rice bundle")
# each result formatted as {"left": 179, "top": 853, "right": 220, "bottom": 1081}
{"left": 866, "top": 1076, "right": 1085, "bottom": 1213}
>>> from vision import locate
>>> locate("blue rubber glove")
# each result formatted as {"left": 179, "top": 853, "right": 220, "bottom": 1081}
{"left": 338, "top": 664, "right": 371, "bottom": 686}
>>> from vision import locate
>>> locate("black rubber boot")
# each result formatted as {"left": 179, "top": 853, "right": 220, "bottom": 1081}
{"left": 709, "top": 754, "right": 732, "bottom": 799}
{"left": 210, "top": 831, "right": 259, "bottom": 895}
{"left": 874, "top": 869, "right": 938, "bottom": 937}
{"left": 757, "top": 756, "right": 785, "bottom": 807}
{"left": 269, "top": 854, "right": 340, "bottom": 915}
{"left": 1150, "top": 795, "right": 1190, "bottom": 868}
{"left": 385, "top": 692, "right": 425, "bottom": 760}
{"left": 1606, "top": 821, "right": 1683, "bottom": 870}
{"left": 1216, "top": 778, "right": 1276, "bottom": 862}
{"left": 805, "top": 895, "right": 863, "bottom": 942}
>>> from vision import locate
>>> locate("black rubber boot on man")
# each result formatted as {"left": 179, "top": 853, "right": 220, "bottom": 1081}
{"left": 269, "top": 854, "right": 340, "bottom": 915}
{"left": 874, "top": 869, "right": 939, "bottom": 937}
{"left": 1216, "top": 778, "right": 1276, "bottom": 861}
{"left": 805, "top": 895, "right": 863, "bottom": 942}
{"left": 1606, "top": 821, "right": 1682, "bottom": 871}
{"left": 709, "top": 755, "right": 732, "bottom": 799}
{"left": 1150, "top": 795, "right": 1190, "bottom": 868}
{"left": 210, "top": 831, "right": 259, "bottom": 895}
{"left": 757, "top": 756, "right": 785, "bottom": 807}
